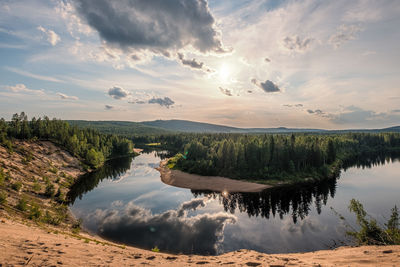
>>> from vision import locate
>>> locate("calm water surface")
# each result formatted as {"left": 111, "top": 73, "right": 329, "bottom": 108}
{"left": 68, "top": 151, "right": 400, "bottom": 255}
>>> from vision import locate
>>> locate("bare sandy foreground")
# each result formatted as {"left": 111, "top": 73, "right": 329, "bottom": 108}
{"left": 157, "top": 160, "right": 271, "bottom": 193}
{"left": 1, "top": 218, "right": 400, "bottom": 266}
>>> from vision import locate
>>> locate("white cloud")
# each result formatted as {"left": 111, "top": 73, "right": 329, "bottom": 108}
{"left": 57, "top": 92, "right": 78, "bottom": 100}
{"left": 3, "top": 83, "right": 45, "bottom": 95}
{"left": 329, "top": 24, "right": 362, "bottom": 49}
{"left": 4, "top": 67, "right": 63, "bottom": 83}
{"left": 37, "top": 26, "right": 60, "bottom": 46}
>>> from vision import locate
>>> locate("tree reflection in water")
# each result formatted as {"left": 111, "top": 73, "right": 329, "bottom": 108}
{"left": 192, "top": 152, "right": 400, "bottom": 223}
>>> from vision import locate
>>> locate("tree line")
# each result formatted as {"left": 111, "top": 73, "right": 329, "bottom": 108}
{"left": 0, "top": 112, "right": 134, "bottom": 168}
{"left": 162, "top": 132, "right": 400, "bottom": 181}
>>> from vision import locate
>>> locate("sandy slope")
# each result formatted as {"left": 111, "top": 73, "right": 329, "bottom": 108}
{"left": 157, "top": 160, "right": 271, "bottom": 193}
{"left": 1, "top": 218, "right": 399, "bottom": 266}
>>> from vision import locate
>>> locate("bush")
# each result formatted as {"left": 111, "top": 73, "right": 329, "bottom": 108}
{"left": 0, "top": 191, "right": 7, "bottom": 204}
{"left": 32, "top": 181, "right": 41, "bottom": 192}
{"left": 16, "top": 197, "right": 28, "bottom": 211}
{"left": 344, "top": 199, "right": 400, "bottom": 245}
{"left": 72, "top": 219, "right": 82, "bottom": 234}
{"left": 0, "top": 168, "right": 5, "bottom": 185}
{"left": 11, "top": 182, "right": 22, "bottom": 192}
{"left": 28, "top": 202, "right": 42, "bottom": 220}
{"left": 44, "top": 183, "right": 55, "bottom": 197}
{"left": 54, "top": 188, "right": 64, "bottom": 203}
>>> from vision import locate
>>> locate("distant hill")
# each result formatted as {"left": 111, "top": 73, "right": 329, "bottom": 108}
{"left": 67, "top": 120, "right": 170, "bottom": 135}
{"left": 68, "top": 119, "right": 400, "bottom": 135}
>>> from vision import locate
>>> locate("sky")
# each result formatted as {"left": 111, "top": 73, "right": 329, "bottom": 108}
{"left": 0, "top": 0, "right": 399, "bottom": 129}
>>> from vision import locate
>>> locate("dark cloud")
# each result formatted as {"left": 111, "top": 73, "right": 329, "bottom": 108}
{"left": 148, "top": 97, "right": 175, "bottom": 108}
{"left": 282, "top": 36, "right": 314, "bottom": 52}
{"left": 307, "top": 109, "right": 324, "bottom": 115}
{"left": 392, "top": 109, "right": 400, "bottom": 113}
{"left": 177, "top": 53, "right": 212, "bottom": 72}
{"left": 88, "top": 199, "right": 236, "bottom": 255}
{"left": 105, "top": 104, "right": 114, "bottom": 110}
{"left": 264, "top": 58, "right": 271, "bottom": 62}
{"left": 219, "top": 87, "right": 233, "bottom": 96}
{"left": 284, "top": 104, "right": 303, "bottom": 108}
{"left": 73, "top": 0, "right": 227, "bottom": 54}
{"left": 247, "top": 90, "right": 253, "bottom": 93}
{"left": 252, "top": 79, "right": 281, "bottom": 93}
{"left": 108, "top": 86, "right": 129, "bottom": 100}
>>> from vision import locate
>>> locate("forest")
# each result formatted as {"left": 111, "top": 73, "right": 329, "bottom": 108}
{"left": 162, "top": 132, "right": 400, "bottom": 182}
{"left": 0, "top": 112, "right": 134, "bottom": 168}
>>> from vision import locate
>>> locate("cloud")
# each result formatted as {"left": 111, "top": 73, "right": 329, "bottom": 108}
{"left": 177, "top": 53, "right": 212, "bottom": 72}
{"left": 73, "top": 0, "right": 227, "bottom": 54}
{"left": 105, "top": 104, "right": 114, "bottom": 110}
{"left": 284, "top": 104, "right": 303, "bottom": 108}
{"left": 108, "top": 86, "right": 129, "bottom": 100}
{"left": 264, "top": 58, "right": 271, "bottom": 62}
{"left": 392, "top": 109, "right": 400, "bottom": 113}
{"left": 148, "top": 97, "right": 175, "bottom": 108}
{"left": 4, "top": 67, "right": 63, "bottom": 83}
{"left": 37, "top": 26, "right": 60, "bottom": 46}
{"left": 2, "top": 84, "right": 45, "bottom": 96}
{"left": 331, "top": 105, "right": 383, "bottom": 124}
{"left": 282, "top": 35, "right": 314, "bottom": 53}
{"left": 219, "top": 87, "right": 233, "bottom": 96}
{"left": 57, "top": 92, "right": 78, "bottom": 100}
{"left": 251, "top": 79, "right": 281, "bottom": 93}
{"left": 307, "top": 109, "right": 324, "bottom": 115}
{"left": 329, "top": 24, "right": 362, "bottom": 49}
{"left": 88, "top": 199, "right": 236, "bottom": 255}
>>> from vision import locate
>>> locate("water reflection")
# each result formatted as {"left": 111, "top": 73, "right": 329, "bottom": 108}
{"left": 87, "top": 198, "right": 235, "bottom": 255}
{"left": 67, "top": 156, "right": 133, "bottom": 205}
{"left": 192, "top": 178, "right": 337, "bottom": 224}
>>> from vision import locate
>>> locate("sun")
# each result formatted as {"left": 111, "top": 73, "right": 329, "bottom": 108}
{"left": 219, "top": 63, "right": 231, "bottom": 83}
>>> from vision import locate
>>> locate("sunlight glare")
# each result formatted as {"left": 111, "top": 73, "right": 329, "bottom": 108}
{"left": 219, "top": 63, "right": 231, "bottom": 83}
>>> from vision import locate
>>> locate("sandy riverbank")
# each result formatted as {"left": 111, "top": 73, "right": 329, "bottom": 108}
{"left": 1, "top": 217, "right": 399, "bottom": 266}
{"left": 157, "top": 160, "right": 271, "bottom": 193}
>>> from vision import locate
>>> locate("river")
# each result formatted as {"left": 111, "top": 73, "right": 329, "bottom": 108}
{"left": 68, "top": 151, "right": 400, "bottom": 255}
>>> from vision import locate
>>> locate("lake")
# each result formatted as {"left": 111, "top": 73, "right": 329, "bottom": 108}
{"left": 68, "top": 151, "right": 400, "bottom": 255}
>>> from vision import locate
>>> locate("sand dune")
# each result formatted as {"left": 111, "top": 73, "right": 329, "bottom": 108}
{"left": 1, "top": 217, "right": 399, "bottom": 266}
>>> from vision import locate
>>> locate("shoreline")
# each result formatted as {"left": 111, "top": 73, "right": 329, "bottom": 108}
{"left": 157, "top": 159, "right": 271, "bottom": 193}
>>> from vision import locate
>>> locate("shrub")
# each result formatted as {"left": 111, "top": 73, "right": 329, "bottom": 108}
{"left": 28, "top": 202, "right": 42, "bottom": 220}
{"left": 151, "top": 246, "right": 160, "bottom": 252}
{"left": 0, "top": 168, "right": 5, "bottom": 185}
{"left": 0, "top": 191, "right": 7, "bottom": 204}
{"left": 16, "top": 197, "right": 28, "bottom": 211}
{"left": 54, "top": 188, "right": 64, "bottom": 203}
{"left": 44, "top": 183, "right": 55, "bottom": 197}
{"left": 344, "top": 199, "right": 400, "bottom": 245}
{"left": 32, "top": 181, "right": 41, "bottom": 192}
{"left": 72, "top": 219, "right": 82, "bottom": 234}
{"left": 11, "top": 182, "right": 22, "bottom": 192}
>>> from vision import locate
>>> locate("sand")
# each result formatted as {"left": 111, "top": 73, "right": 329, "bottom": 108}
{"left": 1, "top": 217, "right": 399, "bottom": 266}
{"left": 157, "top": 160, "right": 271, "bottom": 193}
